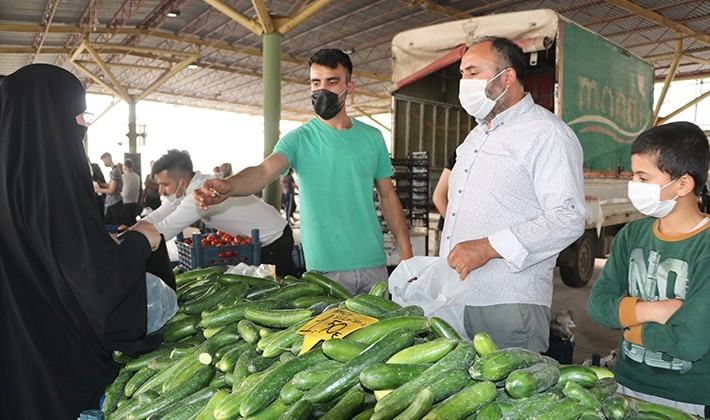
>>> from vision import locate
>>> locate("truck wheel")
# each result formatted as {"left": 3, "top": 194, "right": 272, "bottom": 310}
{"left": 560, "top": 232, "right": 595, "bottom": 288}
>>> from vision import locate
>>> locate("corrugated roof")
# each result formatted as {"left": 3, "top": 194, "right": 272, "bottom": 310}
{"left": 1, "top": 0, "right": 708, "bottom": 121}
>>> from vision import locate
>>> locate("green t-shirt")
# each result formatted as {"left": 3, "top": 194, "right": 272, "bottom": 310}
{"left": 273, "top": 117, "right": 393, "bottom": 272}
{"left": 588, "top": 216, "right": 710, "bottom": 404}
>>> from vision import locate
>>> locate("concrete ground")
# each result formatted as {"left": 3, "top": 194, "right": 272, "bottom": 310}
{"left": 551, "top": 259, "right": 621, "bottom": 364}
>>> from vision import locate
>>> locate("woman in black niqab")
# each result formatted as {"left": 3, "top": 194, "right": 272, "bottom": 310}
{"left": 0, "top": 64, "right": 165, "bottom": 418}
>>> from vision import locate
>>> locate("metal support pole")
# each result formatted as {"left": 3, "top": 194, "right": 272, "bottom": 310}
{"left": 128, "top": 99, "right": 137, "bottom": 153}
{"left": 262, "top": 32, "right": 282, "bottom": 209}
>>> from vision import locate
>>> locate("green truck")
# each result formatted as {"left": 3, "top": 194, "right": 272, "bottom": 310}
{"left": 389, "top": 9, "right": 653, "bottom": 287}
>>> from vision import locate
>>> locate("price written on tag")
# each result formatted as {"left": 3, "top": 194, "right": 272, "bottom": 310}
{"left": 297, "top": 308, "right": 378, "bottom": 354}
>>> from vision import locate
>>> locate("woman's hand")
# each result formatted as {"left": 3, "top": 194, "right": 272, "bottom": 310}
{"left": 131, "top": 221, "right": 161, "bottom": 251}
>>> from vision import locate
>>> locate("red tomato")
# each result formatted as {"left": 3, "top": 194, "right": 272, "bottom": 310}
{"left": 243, "top": 237, "right": 252, "bottom": 245}
{"left": 201, "top": 239, "right": 210, "bottom": 247}
{"left": 206, "top": 234, "right": 216, "bottom": 242}
{"left": 184, "top": 238, "right": 193, "bottom": 245}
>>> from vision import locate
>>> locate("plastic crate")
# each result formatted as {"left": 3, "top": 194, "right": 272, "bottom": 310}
{"left": 176, "top": 229, "right": 261, "bottom": 270}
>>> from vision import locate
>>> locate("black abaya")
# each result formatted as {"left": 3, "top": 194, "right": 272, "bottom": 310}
{"left": 0, "top": 64, "right": 163, "bottom": 418}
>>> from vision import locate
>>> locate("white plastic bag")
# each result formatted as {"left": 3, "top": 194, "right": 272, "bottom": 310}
{"left": 388, "top": 256, "right": 469, "bottom": 339}
{"left": 145, "top": 272, "right": 178, "bottom": 334}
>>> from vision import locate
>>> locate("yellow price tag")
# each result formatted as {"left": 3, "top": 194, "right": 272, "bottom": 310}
{"left": 297, "top": 308, "right": 378, "bottom": 354}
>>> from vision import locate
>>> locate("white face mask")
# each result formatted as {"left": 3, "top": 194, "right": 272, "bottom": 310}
{"left": 165, "top": 179, "right": 186, "bottom": 204}
{"left": 458, "top": 68, "right": 508, "bottom": 119}
{"left": 627, "top": 179, "right": 679, "bottom": 218}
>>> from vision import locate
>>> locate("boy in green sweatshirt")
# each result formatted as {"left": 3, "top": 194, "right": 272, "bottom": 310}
{"left": 588, "top": 121, "right": 710, "bottom": 417}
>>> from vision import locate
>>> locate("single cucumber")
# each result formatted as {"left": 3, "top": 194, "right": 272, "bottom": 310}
{"left": 260, "top": 282, "right": 324, "bottom": 301}
{"left": 360, "top": 363, "right": 431, "bottom": 390}
{"left": 216, "top": 341, "right": 252, "bottom": 373}
{"left": 279, "top": 381, "right": 306, "bottom": 405}
{"left": 557, "top": 365, "right": 599, "bottom": 388}
{"left": 422, "top": 380, "right": 496, "bottom": 420}
{"left": 246, "top": 282, "right": 281, "bottom": 300}
{"left": 373, "top": 342, "right": 477, "bottom": 420}
{"left": 353, "top": 407, "right": 376, "bottom": 420}
{"left": 303, "top": 327, "right": 416, "bottom": 404}
{"left": 291, "top": 359, "right": 344, "bottom": 391}
{"left": 322, "top": 338, "right": 368, "bottom": 362}
{"left": 530, "top": 397, "right": 586, "bottom": 420}
{"left": 301, "top": 271, "right": 354, "bottom": 300}
{"left": 368, "top": 281, "right": 388, "bottom": 297}
{"left": 278, "top": 398, "right": 313, "bottom": 420}
{"left": 247, "top": 355, "right": 278, "bottom": 374}
{"left": 319, "top": 384, "right": 367, "bottom": 420}
{"left": 243, "top": 307, "right": 314, "bottom": 329}
{"left": 504, "top": 362, "right": 561, "bottom": 398}
{"left": 393, "top": 387, "right": 434, "bottom": 420}
{"left": 218, "top": 273, "right": 276, "bottom": 286}
{"left": 637, "top": 400, "right": 697, "bottom": 420}
{"left": 500, "top": 391, "right": 561, "bottom": 420}
{"left": 102, "top": 369, "right": 133, "bottom": 415}
{"left": 344, "top": 297, "right": 388, "bottom": 317}
{"left": 124, "top": 346, "right": 176, "bottom": 372}
{"left": 353, "top": 293, "right": 402, "bottom": 311}
{"left": 387, "top": 337, "right": 457, "bottom": 364}
{"left": 472, "top": 332, "right": 498, "bottom": 357}
{"left": 239, "top": 349, "right": 328, "bottom": 417}
{"left": 243, "top": 398, "right": 288, "bottom": 420}
{"left": 178, "top": 280, "right": 216, "bottom": 302}
{"left": 162, "top": 317, "right": 200, "bottom": 343}
{"left": 379, "top": 305, "right": 426, "bottom": 320}
{"left": 124, "top": 366, "right": 158, "bottom": 397}
{"left": 430, "top": 316, "right": 462, "bottom": 340}
{"left": 346, "top": 316, "right": 431, "bottom": 345}
{"left": 562, "top": 380, "right": 601, "bottom": 409}
{"left": 261, "top": 318, "right": 312, "bottom": 358}
{"left": 473, "top": 402, "right": 503, "bottom": 420}
{"left": 602, "top": 394, "right": 636, "bottom": 420}
{"left": 588, "top": 376, "right": 619, "bottom": 401}
{"left": 238, "top": 318, "right": 263, "bottom": 344}
{"left": 469, "top": 347, "right": 544, "bottom": 381}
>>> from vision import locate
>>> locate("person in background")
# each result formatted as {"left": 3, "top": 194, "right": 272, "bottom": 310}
{"left": 142, "top": 149, "right": 299, "bottom": 277}
{"left": 96, "top": 151, "right": 123, "bottom": 225}
{"left": 121, "top": 158, "right": 141, "bottom": 226}
{"left": 195, "top": 48, "right": 412, "bottom": 295}
{"left": 588, "top": 122, "right": 710, "bottom": 417}
{"left": 281, "top": 168, "right": 298, "bottom": 224}
{"left": 440, "top": 36, "right": 585, "bottom": 351}
{"left": 142, "top": 160, "right": 162, "bottom": 211}
{"left": 90, "top": 161, "right": 106, "bottom": 219}
{"left": 0, "top": 64, "right": 166, "bottom": 419}
{"left": 432, "top": 149, "right": 456, "bottom": 255}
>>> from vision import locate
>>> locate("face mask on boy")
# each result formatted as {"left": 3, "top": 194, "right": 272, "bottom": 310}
{"left": 165, "top": 179, "right": 187, "bottom": 204}
{"left": 458, "top": 68, "right": 508, "bottom": 119}
{"left": 627, "top": 178, "right": 679, "bottom": 218}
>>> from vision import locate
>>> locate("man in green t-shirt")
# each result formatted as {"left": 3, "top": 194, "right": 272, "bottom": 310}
{"left": 195, "top": 49, "right": 412, "bottom": 293}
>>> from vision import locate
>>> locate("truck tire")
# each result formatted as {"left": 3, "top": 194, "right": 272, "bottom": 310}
{"left": 559, "top": 232, "right": 595, "bottom": 288}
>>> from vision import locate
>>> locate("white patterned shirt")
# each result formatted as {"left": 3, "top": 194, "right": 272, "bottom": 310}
{"left": 440, "top": 94, "right": 586, "bottom": 307}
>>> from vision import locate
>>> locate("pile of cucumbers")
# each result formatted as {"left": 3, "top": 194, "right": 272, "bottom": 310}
{"left": 103, "top": 266, "right": 697, "bottom": 420}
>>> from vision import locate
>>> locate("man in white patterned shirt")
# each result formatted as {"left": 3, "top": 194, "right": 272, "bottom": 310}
{"left": 441, "top": 36, "right": 586, "bottom": 352}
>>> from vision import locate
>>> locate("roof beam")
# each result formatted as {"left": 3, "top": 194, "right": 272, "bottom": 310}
{"left": 603, "top": 0, "right": 710, "bottom": 45}
{"left": 201, "top": 0, "right": 264, "bottom": 35}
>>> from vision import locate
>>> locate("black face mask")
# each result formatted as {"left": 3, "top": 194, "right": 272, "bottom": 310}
{"left": 311, "top": 88, "right": 346, "bottom": 120}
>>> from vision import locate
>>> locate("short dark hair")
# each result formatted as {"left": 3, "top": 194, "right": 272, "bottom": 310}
{"left": 100, "top": 152, "right": 111, "bottom": 159}
{"left": 152, "top": 149, "right": 194, "bottom": 178}
{"left": 308, "top": 49, "right": 353, "bottom": 81}
{"left": 474, "top": 36, "right": 527, "bottom": 85}
{"left": 123, "top": 158, "right": 133, "bottom": 169}
{"left": 631, "top": 122, "right": 709, "bottom": 196}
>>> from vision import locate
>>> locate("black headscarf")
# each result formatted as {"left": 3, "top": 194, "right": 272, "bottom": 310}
{"left": 0, "top": 64, "right": 163, "bottom": 418}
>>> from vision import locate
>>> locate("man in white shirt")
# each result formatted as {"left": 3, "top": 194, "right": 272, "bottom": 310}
{"left": 441, "top": 36, "right": 586, "bottom": 351}
{"left": 142, "top": 149, "right": 298, "bottom": 276}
